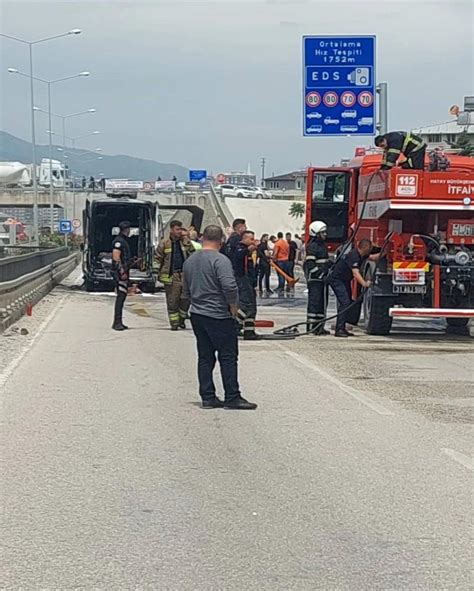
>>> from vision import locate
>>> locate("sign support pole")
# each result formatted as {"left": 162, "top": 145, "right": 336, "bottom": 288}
{"left": 376, "top": 82, "right": 388, "bottom": 135}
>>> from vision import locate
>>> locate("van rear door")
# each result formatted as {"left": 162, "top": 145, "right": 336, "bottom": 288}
{"left": 82, "top": 199, "right": 92, "bottom": 272}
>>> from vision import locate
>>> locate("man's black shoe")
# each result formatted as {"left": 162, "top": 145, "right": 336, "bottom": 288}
{"left": 334, "top": 330, "right": 348, "bottom": 338}
{"left": 112, "top": 324, "right": 126, "bottom": 331}
{"left": 202, "top": 398, "right": 224, "bottom": 409}
{"left": 179, "top": 321, "right": 186, "bottom": 329}
{"left": 343, "top": 329, "right": 355, "bottom": 337}
{"left": 224, "top": 397, "right": 258, "bottom": 410}
{"left": 170, "top": 325, "right": 179, "bottom": 331}
{"left": 243, "top": 332, "right": 262, "bottom": 341}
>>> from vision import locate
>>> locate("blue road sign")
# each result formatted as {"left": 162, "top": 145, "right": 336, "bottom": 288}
{"left": 303, "top": 35, "right": 376, "bottom": 137}
{"left": 189, "top": 169, "right": 207, "bottom": 182}
{"left": 59, "top": 219, "right": 72, "bottom": 234}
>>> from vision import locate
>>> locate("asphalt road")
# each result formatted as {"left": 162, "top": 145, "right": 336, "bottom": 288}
{"left": 2, "top": 275, "right": 473, "bottom": 590}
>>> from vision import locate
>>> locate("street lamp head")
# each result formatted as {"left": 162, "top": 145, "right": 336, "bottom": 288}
{"left": 97, "top": 157, "right": 104, "bottom": 160}
{"left": 7, "top": 68, "right": 19, "bottom": 73}
{"left": 87, "top": 108, "right": 96, "bottom": 113}
{"left": 68, "top": 29, "right": 82, "bottom": 35}
{"left": 95, "top": 148, "right": 103, "bottom": 151}
{"left": 33, "top": 106, "right": 40, "bottom": 111}
{"left": 92, "top": 130, "right": 100, "bottom": 135}
{"left": 57, "top": 148, "right": 63, "bottom": 151}
{"left": 79, "top": 71, "right": 90, "bottom": 77}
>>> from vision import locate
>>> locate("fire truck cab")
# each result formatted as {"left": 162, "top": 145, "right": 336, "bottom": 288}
{"left": 306, "top": 153, "right": 474, "bottom": 334}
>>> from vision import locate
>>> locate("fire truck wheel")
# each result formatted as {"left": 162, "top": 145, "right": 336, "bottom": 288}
{"left": 446, "top": 317, "right": 469, "bottom": 328}
{"left": 363, "top": 290, "right": 393, "bottom": 335}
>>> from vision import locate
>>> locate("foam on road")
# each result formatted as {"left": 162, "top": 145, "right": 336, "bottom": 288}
{"left": 1, "top": 287, "right": 473, "bottom": 589}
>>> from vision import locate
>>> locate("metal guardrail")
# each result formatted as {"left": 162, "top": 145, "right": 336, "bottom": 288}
{"left": 209, "top": 184, "right": 232, "bottom": 229}
{"left": 0, "top": 246, "right": 71, "bottom": 281}
{"left": 0, "top": 251, "right": 79, "bottom": 332}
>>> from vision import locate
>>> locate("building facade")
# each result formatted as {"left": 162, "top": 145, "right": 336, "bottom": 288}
{"left": 264, "top": 171, "right": 307, "bottom": 192}
{"left": 413, "top": 120, "right": 474, "bottom": 150}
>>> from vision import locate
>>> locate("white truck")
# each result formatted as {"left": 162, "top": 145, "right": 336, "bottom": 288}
{"left": 0, "top": 159, "right": 67, "bottom": 188}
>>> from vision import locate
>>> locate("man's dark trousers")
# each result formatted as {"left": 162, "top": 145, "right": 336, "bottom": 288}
{"left": 330, "top": 279, "right": 352, "bottom": 333}
{"left": 190, "top": 313, "right": 241, "bottom": 403}
{"left": 402, "top": 146, "right": 426, "bottom": 170}
{"left": 236, "top": 275, "right": 257, "bottom": 336}
{"left": 275, "top": 260, "right": 290, "bottom": 290}
{"left": 113, "top": 273, "right": 128, "bottom": 326}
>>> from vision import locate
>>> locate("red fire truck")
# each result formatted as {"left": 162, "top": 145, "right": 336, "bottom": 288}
{"left": 305, "top": 153, "right": 474, "bottom": 334}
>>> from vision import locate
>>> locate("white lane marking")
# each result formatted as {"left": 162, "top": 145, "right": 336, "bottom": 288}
{"left": 442, "top": 448, "right": 473, "bottom": 471}
{"left": 0, "top": 295, "right": 67, "bottom": 390}
{"left": 282, "top": 348, "right": 394, "bottom": 416}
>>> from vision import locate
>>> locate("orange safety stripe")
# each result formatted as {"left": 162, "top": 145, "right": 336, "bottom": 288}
{"left": 393, "top": 261, "right": 430, "bottom": 271}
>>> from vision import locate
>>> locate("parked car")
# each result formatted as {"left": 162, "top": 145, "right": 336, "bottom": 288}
{"left": 239, "top": 186, "right": 272, "bottom": 199}
{"left": 307, "top": 112, "right": 322, "bottom": 119}
{"left": 341, "top": 110, "right": 357, "bottom": 119}
{"left": 307, "top": 125, "right": 323, "bottom": 133}
{"left": 216, "top": 184, "right": 239, "bottom": 197}
{"left": 235, "top": 186, "right": 260, "bottom": 199}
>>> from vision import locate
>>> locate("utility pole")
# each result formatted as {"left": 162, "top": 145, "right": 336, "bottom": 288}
{"left": 376, "top": 82, "right": 388, "bottom": 135}
{"left": 260, "top": 157, "right": 266, "bottom": 187}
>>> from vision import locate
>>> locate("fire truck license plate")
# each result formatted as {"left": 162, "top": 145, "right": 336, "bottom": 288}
{"left": 393, "top": 285, "right": 426, "bottom": 294}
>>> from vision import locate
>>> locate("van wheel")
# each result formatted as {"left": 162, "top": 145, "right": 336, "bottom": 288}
{"left": 363, "top": 290, "right": 393, "bottom": 335}
{"left": 84, "top": 279, "right": 95, "bottom": 292}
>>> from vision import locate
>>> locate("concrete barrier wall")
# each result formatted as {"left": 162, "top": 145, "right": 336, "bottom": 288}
{"left": 225, "top": 198, "right": 306, "bottom": 237}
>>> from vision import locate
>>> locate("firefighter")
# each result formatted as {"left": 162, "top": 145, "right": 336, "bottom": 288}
{"left": 303, "top": 220, "right": 331, "bottom": 335}
{"left": 375, "top": 131, "right": 427, "bottom": 171}
{"left": 234, "top": 230, "right": 259, "bottom": 340}
{"left": 328, "top": 239, "right": 373, "bottom": 338}
{"left": 155, "top": 220, "right": 195, "bottom": 330}
{"left": 111, "top": 221, "right": 132, "bottom": 331}
{"left": 223, "top": 218, "right": 247, "bottom": 263}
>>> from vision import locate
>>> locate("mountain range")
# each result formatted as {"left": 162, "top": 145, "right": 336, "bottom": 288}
{"left": 0, "top": 131, "right": 188, "bottom": 181}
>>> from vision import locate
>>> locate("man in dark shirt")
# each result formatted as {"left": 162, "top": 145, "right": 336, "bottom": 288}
{"left": 223, "top": 218, "right": 247, "bottom": 267}
{"left": 257, "top": 234, "right": 272, "bottom": 295}
{"left": 286, "top": 232, "right": 298, "bottom": 285}
{"left": 183, "top": 225, "right": 257, "bottom": 410}
{"left": 111, "top": 221, "right": 132, "bottom": 331}
{"left": 234, "top": 230, "right": 259, "bottom": 340}
{"left": 329, "top": 239, "right": 373, "bottom": 337}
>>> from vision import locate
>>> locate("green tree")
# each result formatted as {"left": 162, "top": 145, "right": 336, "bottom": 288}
{"left": 289, "top": 202, "right": 305, "bottom": 219}
{"left": 450, "top": 131, "right": 474, "bottom": 157}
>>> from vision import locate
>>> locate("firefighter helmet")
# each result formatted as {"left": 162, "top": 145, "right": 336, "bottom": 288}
{"left": 309, "top": 220, "right": 328, "bottom": 236}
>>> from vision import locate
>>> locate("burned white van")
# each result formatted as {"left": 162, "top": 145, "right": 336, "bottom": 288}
{"left": 82, "top": 195, "right": 162, "bottom": 292}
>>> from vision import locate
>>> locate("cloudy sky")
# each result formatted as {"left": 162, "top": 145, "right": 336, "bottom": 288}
{"left": 1, "top": 0, "right": 472, "bottom": 177}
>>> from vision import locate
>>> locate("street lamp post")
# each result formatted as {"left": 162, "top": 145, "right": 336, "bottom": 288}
{"left": 57, "top": 149, "right": 103, "bottom": 219}
{"left": 9, "top": 69, "right": 90, "bottom": 230}
{"left": 1, "top": 29, "right": 82, "bottom": 244}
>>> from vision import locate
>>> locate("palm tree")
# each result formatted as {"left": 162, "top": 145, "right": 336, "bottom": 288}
{"left": 450, "top": 131, "right": 474, "bottom": 157}
{"left": 289, "top": 202, "right": 305, "bottom": 219}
